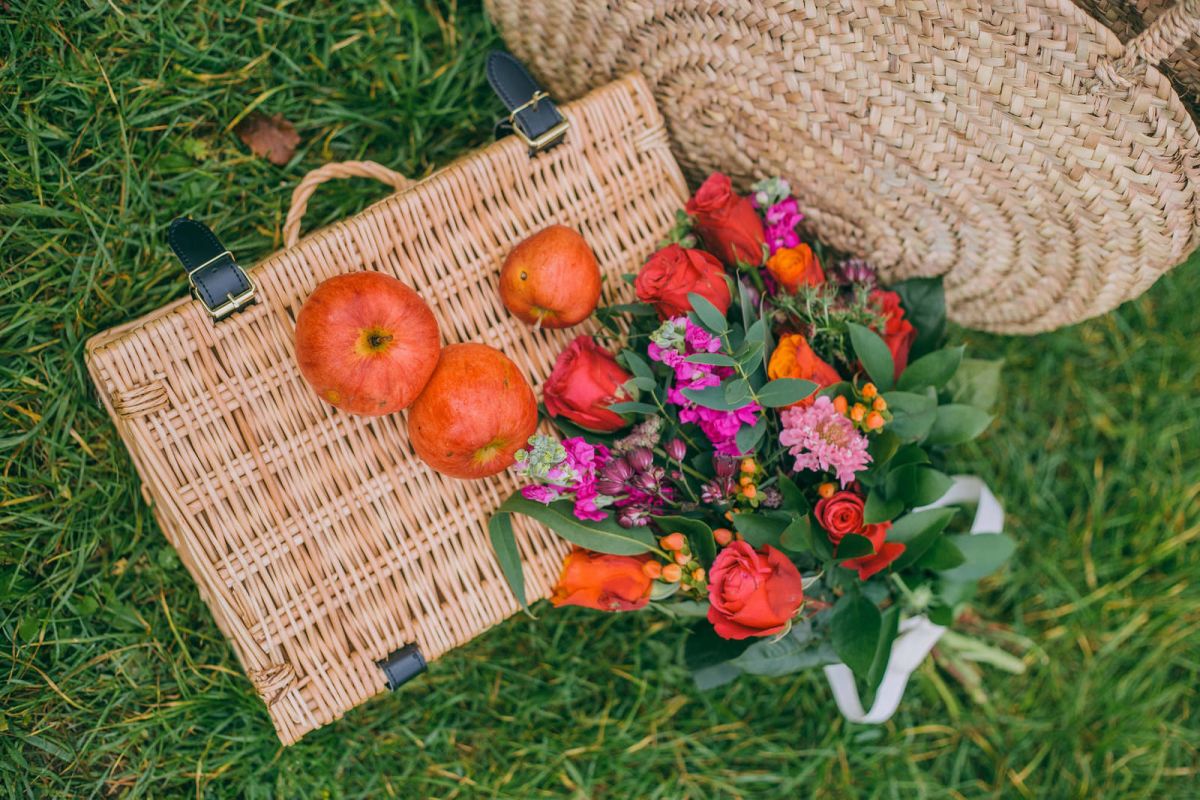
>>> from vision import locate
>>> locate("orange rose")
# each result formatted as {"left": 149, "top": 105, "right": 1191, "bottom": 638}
{"left": 766, "top": 244, "right": 824, "bottom": 292}
{"left": 767, "top": 334, "right": 841, "bottom": 405}
{"left": 551, "top": 547, "right": 654, "bottom": 611}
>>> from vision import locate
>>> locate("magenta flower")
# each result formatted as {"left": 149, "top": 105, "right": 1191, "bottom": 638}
{"left": 779, "top": 396, "right": 871, "bottom": 486}
{"left": 516, "top": 435, "right": 614, "bottom": 521}
{"left": 763, "top": 197, "right": 804, "bottom": 254}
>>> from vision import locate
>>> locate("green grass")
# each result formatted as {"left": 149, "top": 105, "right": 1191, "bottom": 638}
{"left": 2, "top": 2, "right": 1199, "bottom": 797}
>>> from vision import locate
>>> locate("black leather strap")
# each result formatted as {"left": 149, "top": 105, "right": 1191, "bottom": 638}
{"left": 378, "top": 643, "right": 427, "bottom": 690}
{"left": 167, "top": 218, "right": 255, "bottom": 320}
{"left": 486, "top": 51, "right": 569, "bottom": 155}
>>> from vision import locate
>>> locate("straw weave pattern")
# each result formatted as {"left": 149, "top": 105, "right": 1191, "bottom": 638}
{"left": 489, "top": 0, "right": 1200, "bottom": 332}
{"left": 86, "top": 75, "right": 688, "bottom": 744}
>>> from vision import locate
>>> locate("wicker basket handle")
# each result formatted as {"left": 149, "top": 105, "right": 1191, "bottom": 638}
{"left": 1093, "top": 0, "right": 1200, "bottom": 91}
{"left": 284, "top": 160, "right": 411, "bottom": 248}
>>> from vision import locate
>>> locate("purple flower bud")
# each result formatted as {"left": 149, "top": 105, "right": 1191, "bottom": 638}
{"left": 601, "top": 457, "right": 634, "bottom": 483}
{"left": 761, "top": 486, "right": 783, "bottom": 509}
{"left": 713, "top": 455, "right": 737, "bottom": 479}
{"left": 636, "top": 466, "right": 664, "bottom": 492}
{"left": 665, "top": 438, "right": 687, "bottom": 461}
{"left": 627, "top": 447, "right": 654, "bottom": 473}
{"left": 618, "top": 507, "right": 650, "bottom": 528}
{"left": 596, "top": 478, "right": 626, "bottom": 496}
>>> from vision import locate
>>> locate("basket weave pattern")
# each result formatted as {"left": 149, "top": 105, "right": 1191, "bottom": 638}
{"left": 489, "top": 0, "right": 1200, "bottom": 333}
{"left": 86, "top": 75, "right": 689, "bottom": 744}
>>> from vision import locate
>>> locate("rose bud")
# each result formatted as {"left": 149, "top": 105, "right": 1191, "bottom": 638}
{"left": 814, "top": 491, "right": 866, "bottom": 545}
{"left": 551, "top": 547, "right": 655, "bottom": 611}
{"left": 707, "top": 542, "right": 805, "bottom": 639}
{"left": 685, "top": 172, "right": 767, "bottom": 267}
{"left": 665, "top": 438, "right": 687, "bottom": 461}
{"left": 626, "top": 447, "right": 654, "bottom": 473}
{"left": 543, "top": 336, "right": 634, "bottom": 433}
{"left": 635, "top": 243, "right": 732, "bottom": 319}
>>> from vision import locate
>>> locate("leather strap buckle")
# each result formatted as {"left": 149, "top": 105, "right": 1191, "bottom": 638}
{"left": 487, "top": 51, "right": 569, "bottom": 155}
{"left": 168, "top": 218, "right": 257, "bottom": 321}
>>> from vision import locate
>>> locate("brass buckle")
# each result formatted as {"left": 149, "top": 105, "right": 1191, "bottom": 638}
{"left": 508, "top": 91, "right": 569, "bottom": 151}
{"left": 187, "top": 250, "right": 257, "bottom": 320}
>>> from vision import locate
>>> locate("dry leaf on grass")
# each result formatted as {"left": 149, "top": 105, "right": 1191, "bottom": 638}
{"left": 234, "top": 112, "right": 300, "bottom": 165}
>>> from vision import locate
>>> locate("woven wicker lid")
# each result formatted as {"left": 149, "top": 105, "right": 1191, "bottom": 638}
{"left": 489, "top": 0, "right": 1200, "bottom": 333}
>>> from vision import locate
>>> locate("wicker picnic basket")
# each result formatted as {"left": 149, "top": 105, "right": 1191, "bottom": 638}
{"left": 488, "top": 0, "right": 1200, "bottom": 333}
{"left": 85, "top": 73, "right": 689, "bottom": 744}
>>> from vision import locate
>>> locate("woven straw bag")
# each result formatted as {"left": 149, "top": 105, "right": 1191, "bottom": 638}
{"left": 487, "top": 0, "right": 1200, "bottom": 333}
{"left": 86, "top": 73, "right": 688, "bottom": 744}
{"left": 1074, "top": 0, "right": 1200, "bottom": 105}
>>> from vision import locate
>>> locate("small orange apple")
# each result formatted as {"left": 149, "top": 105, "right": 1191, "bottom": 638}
{"left": 499, "top": 224, "right": 601, "bottom": 328}
{"left": 294, "top": 271, "right": 440, "bottom": 415}
{"left": 408, "top": 343, "right": 538, "bottom": 479}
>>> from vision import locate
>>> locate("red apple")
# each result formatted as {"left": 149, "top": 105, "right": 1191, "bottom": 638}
{"left": 499, "top": 224, "right": 601, "bottom": 328}
{"left": 294, "top": 271, "right": 440, "bottom": 416}
{"left": 408, "top": 343, "right": 538, "bottom": 479}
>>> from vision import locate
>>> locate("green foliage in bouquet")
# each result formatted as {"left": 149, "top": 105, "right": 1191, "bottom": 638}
{"left": 489, "top": 174, "right": 1012, "bottom": 703}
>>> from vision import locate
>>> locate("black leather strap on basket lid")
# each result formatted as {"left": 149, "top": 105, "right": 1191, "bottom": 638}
{"left": 167, "top": 218, "right": 256, "bottom": 321}
{"left": 487, "top": 50, "right": 569, "bottom": 154}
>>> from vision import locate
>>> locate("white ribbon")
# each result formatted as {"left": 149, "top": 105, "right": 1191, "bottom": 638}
{"left": 823, "top": 475, "right": 1004, "bottom": 724}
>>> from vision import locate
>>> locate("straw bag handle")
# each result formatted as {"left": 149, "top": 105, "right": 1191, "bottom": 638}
{"left": 283, "top": 160, "right": 411, "bottom": 248}
{"left": 1093, "top": 0, "right": 1200, "bottom": 90}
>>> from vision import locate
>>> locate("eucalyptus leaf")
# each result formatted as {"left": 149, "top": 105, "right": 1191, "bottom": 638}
{"left": 948, "top": 358, "right": 1004, "bottom": 411}
{"left": 685, "top": 353, "right": 737, "bottom": 367}
{"left": 724, "top": 378, "right": 753, "bottom": 407}
{"left": 756, "top": 378, "right": 819, "bottom": 408}
{"left": 682, "top": 384, "right": 739, "bottom": 411}
{"left": 937, "top": 534, "right": 1015, "bottom": 581}
{"left": 608, "top": 401, "right": 659, "bottom": 415}
{"left": 734, "top": 415, "right": 768, "bottom": 456}
{"left": 734, "top": 628, "right": 838, "bottom": 676}
{"left": 848, "top": 323, "right": 895, "bottom": 390}
{"left": 831, "top": 593, "right": 882, "bottom": 678}
{"left": 731, "top": 511, "right": 792, "bottom": 548}
{"left": 498, "top": 496, "right": 656, "bottom": 555}
{"left": 688, "top": 292, "right": 729, "bottom": 334}
{"left": 835, "top": 532, "right": 876, "bottom": 559}
{"left": 621, "top": 350, "right": 654, "bottom": 381}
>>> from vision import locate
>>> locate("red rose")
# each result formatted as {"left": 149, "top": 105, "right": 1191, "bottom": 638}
{"left": 815, "top": 491, "right": 866, "bottom": 544}
{"left": 551, "top": 547, "right": 654, "bottom": 611}
{"left": 839, "top": 522, "right": 906, "bottom": 580}
{"left": 685, "top": 172, "right": 767, "bottom": 267}
{"left": 707, "top": 542, "right": 805, "bottom": 640}
{"left": 543, "top": 335, "right": 633, "bottom": 433}
{"left": 635, "top": 244, "right": 732, "bottom": 319}
{"left": 870, "top": 289, "right": 917, "bottom": 381}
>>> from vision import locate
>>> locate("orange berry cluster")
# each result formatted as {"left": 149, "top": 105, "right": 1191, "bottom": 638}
{"left": 736, "top": 457, "right": 763, "bottom": 506}
{"left": 645, "top": 532, "right": 706, "bottom": 588}
{"left": 832, "top": 382, "right": 891, "bottom": 433}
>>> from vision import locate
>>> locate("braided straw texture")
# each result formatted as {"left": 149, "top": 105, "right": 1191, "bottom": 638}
{"left": 85, "top": 75, "right": 688, "bottom": 745}
{"left": 1075, "top": 0, "right": 1200, "bottom": 105}
{"left": 488, "top": 0, "right": 1200, "bottom": 332}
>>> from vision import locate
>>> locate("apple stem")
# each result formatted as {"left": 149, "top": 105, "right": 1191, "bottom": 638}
{"left": 369, "top": 333, "right": 394, "bottom": 349}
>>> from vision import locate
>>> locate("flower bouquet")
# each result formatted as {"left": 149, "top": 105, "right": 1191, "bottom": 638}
{"left": 488, "top": 174, "right": 1015, "bottom": 717}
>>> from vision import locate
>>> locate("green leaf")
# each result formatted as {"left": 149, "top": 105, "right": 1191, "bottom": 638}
{"left": 891, "top": 507, "right": 958, "bottom": 570}
{"left": 682, "top": 384, "right": 739, "bottom": 411}
{"left": 734, "top": 625, "right": 838, "bottom": 676}
{"left": 866, "top": 606, "right": 901, "bottom": 691}
{"left": 915, "top": 537, "right": 967, "bottom": 571}
{"left": 863, "top": 491, "right": 903, "bottom": 524}
{"left": 734, "top": 415, "right": 767, "bottom": 455}
{"left": 688, "top": 292, "right": 729, "bottom": 334}
{"left": 779, "top": 514, "right": 813, "bottom": 552}
{"left": 653, "top": 515, "right": 715, "bottom": 565}
{"left": 892, "top": 277, "right": 946, "bottom": 359}
{"left": 685, "top": 352, "right": 737, "bottom": 367}
{"left": 607, "top": 401, "right": 658, "bottom": 415}
{"left": 627, "top": 376, "right": 657, "bottom": 392}
{"left": 620, "top": 350, "right": 654, "bottom": 381}
{"left": 735, "top": 340, "right": 765, "bottom": 372}
{"left": 724, "top": 378, "right": 753, "bottom": 407}
{"left": 886, "top": 465, "right": 953, "bottom": 507}
{"left": 756, "top": 378, "right": 819, "bottom": 408}
{"left": 882, "top": 391, "right": 937, "bottom": 442}
{"left": 692, "top": 662, "right": 743, "bottom": 691}
{"left": 867, "top": 429, "right": 901, "bottom": 467}
{"left": 488, "top": 511, "right": 527, "bottom": 609}
{"left": 927, "top": 404, "right": 994, "bottom": 446}
{"left": 948, "top": 358, "right": 1004, "bottom": 411}
{"left": 937, "top": 534, "right": 1016, "bottom": 582}
{"left": 848, "top": 323, "right": 895, "bottom": 390}
{"left": 745, "top": 317, "right": 766, "bottom": 345}
{"left": 738, "top": 279, "right": 756, "bottom": 331}
{"left": 776, "top": 473, "right": 808, "bottom": 513}
{"left": 831, "top": 593, "right": 882, "bottom": 678}
{"left": 685, "top": 619, "right": 754, "bottom": 670}
{"left": 806, "top": 518, "right": 835, "bottom": 560}
{"left": 897, "top": 346, "right": 963, "bottom": 391}
{"left": 819, "top": 381, "right": 852, "bottom": 399}
{"left": 498, "top": 496, "right": 656, "bottom": 555}
{"left": 731, "top": 511, "right": 792, "bottom": 548}
{"left": 835, "top": 532, "right": 876, "bottom": 559}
